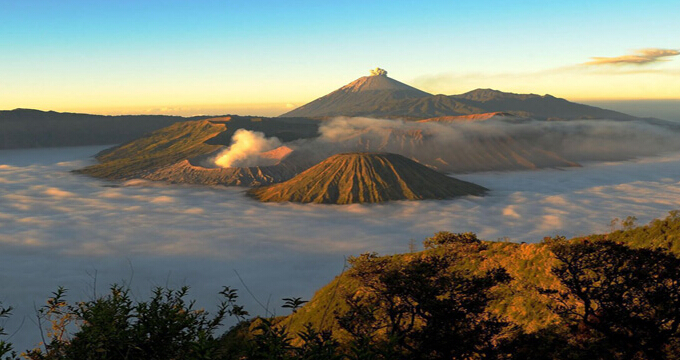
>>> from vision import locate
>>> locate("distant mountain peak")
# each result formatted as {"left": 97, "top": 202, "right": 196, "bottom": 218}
{"left": 280, "top": 71, "right": 431, "bottom": 117}
{"left": 339, "top": 73, "right": 426, "bottom": 93}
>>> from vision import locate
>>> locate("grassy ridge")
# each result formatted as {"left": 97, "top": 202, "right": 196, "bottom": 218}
{"left": 76, "top": 120, "right": 226, "bottom": 179}
{"left": 75, "top": 116, "right": 322, "bottom": 181}
{"left": 281, "top": 212, "right": 680, "bottom": 338}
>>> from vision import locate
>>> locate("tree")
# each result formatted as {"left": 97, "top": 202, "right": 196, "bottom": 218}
{"left": 338, "top": 251, "right": 511, "bottom": 359}
{"left": 546, "top": 238, "right": 680, "bottom": 359}
{"left": 1, "top": 303, "right": 18, "bottom": 360}
{"left": 422, "top": 231, "right": 482, "bottom": 249}
{"left": 24, "top": 285, "right": 241, "bottom": 360}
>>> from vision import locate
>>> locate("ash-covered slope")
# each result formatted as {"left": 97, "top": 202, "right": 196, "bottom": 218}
{"left": 280, "top": 69, "right": 637, "bottom": 120}
{"left": 281, "top": 68, "right": 432, "bottom": 118}
{"left": 247, "top": 152, "right": 487, "bottom": 204}
{"left": 141, "top": 158, "right": 302, "bottom": 186}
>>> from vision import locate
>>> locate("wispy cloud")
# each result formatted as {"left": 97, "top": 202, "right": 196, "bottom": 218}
{"left": 584, "top": 48, "right": 679, "bottom": 66}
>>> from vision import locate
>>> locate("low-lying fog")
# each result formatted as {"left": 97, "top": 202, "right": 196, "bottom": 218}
{"left": 2, "top": 145, "right": 680, "bottom": 350}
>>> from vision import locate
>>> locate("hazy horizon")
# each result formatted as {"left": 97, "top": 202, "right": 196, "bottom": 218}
{"left": 4, "top": 99, "right": 680, "bottom": 122}
{"left": 2, "top": 1, "right": 678, "bottom": 113}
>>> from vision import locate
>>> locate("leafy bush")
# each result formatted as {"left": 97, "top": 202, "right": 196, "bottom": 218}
{"left": 23, "top": 285, "right": 241, "bottom": 360}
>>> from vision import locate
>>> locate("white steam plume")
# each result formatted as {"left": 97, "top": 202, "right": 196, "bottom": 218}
{"left": 213, "top": 129, "right": 282, "bottom": 168}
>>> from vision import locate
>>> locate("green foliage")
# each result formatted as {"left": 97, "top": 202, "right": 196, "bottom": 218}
{"left": 0, "top": 303, "right": 18, "bottom": 360}
{"left": 282, "top": 298, "right": 308, "bottom": 313}
{"left": 23, "top": 285, "right": 239, "bottom": 360}
{"left": 604, "top": 210, "right": 680, "bottom": 253}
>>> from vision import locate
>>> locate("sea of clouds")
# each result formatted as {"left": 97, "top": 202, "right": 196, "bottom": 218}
{"left": 2, "top": 145, "right": 680, "bottom": 350}
{"left": 211, "top": 117, "right": 680, "bottom": 169}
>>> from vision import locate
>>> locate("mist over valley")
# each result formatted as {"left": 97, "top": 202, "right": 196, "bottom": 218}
{"left": 3, "top": 143, "right": 680, "bottom": 350}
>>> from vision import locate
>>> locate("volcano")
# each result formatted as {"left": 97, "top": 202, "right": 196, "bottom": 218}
{"left": 281, "top": 68, "right": 432, "bottom": 118}
{"left": 247, "top": 152, "right": 487, "bottom": 204}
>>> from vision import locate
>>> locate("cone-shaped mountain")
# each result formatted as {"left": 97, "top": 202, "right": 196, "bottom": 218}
{"left": 247, "top": 152, "right": 487, "bottom": 204}
{"left": 281, "top": 70, "right": 432, "bottom": 118}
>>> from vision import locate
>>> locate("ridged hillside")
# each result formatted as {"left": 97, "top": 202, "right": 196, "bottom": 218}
{"left": 76, "top": 120, "right": 226, "bottom": 179}
{"left": 247, "top": 152, "right": 487, "bottom": 204}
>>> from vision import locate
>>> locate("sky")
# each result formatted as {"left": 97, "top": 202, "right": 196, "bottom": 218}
{"left": 1, "top": 0, "right": 678, "bottom": 116}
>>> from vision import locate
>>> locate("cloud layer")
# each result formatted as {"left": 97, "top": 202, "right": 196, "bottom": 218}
{"left": 585, "top": 48, "right": 680, "bottom": 66}
{"left": 290, "top": 117, "right": 680, "bottom": 171}
{"left": 2, "top": 145, "right": 680, "bottom": 350}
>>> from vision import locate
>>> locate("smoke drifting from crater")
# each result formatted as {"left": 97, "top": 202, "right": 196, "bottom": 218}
{"left": 213, "top": 129, "right": 282, "bottom": 168}
{"left": 369, "top": 67, "right": 388, "bottom": 76}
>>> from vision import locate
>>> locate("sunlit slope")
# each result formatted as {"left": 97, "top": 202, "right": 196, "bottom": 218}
{"left": 76, "top": 120, "right": 226, "bottom": 179}
{"left": 247, "top": 152, "right": 487, "bottom": 204}
{"left": 416, "top": 112, "right": 516, "bottom": 123}
{"left": 76, "top": 116, "right": 321, "bottom": 182}
{"left": 281, "top": 212, "right": 680, "bottom": 339}
{"left": 281, "top": 73, "right": 432, "bottom": 118}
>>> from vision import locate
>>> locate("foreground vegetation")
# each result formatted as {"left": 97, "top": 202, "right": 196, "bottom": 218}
{"left": 3, "top": 212, "right": 680, "bottom": 359}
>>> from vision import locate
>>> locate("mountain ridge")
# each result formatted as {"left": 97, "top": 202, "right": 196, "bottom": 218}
{"left": 280, "top": 70, "right": 638, "bottom": 120}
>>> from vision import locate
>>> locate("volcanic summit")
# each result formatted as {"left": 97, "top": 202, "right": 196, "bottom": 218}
{"left": 281, "top": 68, "right": 432, "bottom": 118}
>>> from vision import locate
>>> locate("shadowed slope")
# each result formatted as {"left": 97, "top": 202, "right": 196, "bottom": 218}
{"left": 247, "top": 152, "right": 487, "bottom": 204}
{"left": 0, "top": 108, "right": 216, "bottom": 149}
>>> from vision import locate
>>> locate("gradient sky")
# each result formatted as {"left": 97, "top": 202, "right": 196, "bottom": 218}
{"left": 1, "top": 0, "right": 678, "bottom": 116}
